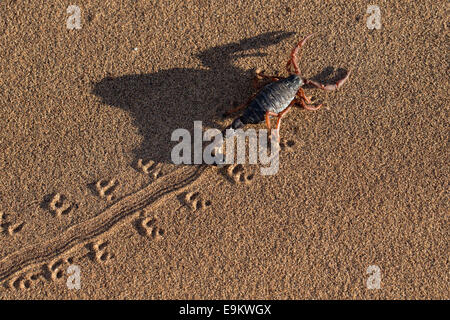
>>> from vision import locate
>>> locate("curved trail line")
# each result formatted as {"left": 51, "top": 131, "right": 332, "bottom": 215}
{"left": 0, "top": 165, "right": 208, "bottom": 283}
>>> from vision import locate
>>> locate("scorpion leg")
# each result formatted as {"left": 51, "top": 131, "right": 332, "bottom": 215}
{"left": 253, "top": 70, "right": 282, "bottom": 89}
{"left": 275, "top": 105, "right": 292, "bottom": 131}
{"left": 223, "top": 94, "right": 257, "bottom": 117}
{"left": 265, "top": 111, "right": 279, "bottom": 131}
{"left": 268, "top": 101, "right": 295, "bottom": 142}
{"left": 306, "top": 70, "right": 351, "bottom": 91}
{"left": 286, "top": 33, "right": 315, "bottom": 74}
{"left": 297, "top": 88, "right": 312, "bottom": 104}
{"left": 295, "top": 88, "right": 321, "bottom": 110}
{"left": 296, "top": 98, "right": 322, "bottom": 111}
{"left": 265, "top": 110, "right": 279, "bottom": 142}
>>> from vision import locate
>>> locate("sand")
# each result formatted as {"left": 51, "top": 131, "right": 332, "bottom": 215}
{"left": 0, "top": 0, "right": 448, "bottom": 299}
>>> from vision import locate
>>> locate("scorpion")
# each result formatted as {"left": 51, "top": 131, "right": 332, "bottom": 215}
{"left": 223, "top": 33, "right": 351, "bottom": 141}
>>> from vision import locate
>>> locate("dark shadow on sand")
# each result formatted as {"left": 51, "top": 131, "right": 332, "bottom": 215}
{"left": 92, "top": 31, "right": 347, "bottom": 166}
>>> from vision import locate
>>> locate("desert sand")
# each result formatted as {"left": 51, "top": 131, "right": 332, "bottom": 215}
{"left": 0, "top": 0, "right": 448, "bottom": 299}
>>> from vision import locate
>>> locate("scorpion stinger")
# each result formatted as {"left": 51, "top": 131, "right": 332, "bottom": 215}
{"left": 286, "top": 33, "right": 351, "bottom": 91}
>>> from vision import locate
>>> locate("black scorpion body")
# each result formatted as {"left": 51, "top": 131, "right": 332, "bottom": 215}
{"left": 223, "top": 33, "right": 351, "bottom": 138}
{"left": 230, "top": 74, "right": 303, "bottom": 130}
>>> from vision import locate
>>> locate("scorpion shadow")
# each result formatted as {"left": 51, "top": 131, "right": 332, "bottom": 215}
{"left": 92, "top": 31, "right": 343, "bottom": 166}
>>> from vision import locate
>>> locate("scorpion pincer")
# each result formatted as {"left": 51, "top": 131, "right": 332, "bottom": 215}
{"left": 223, "top": 33, "right": 351, "bottom": 141}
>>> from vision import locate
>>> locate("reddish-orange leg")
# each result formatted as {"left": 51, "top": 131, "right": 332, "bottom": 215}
{"left": 297, "top": 88, "right": 311, "bottom": 104}
{"left": 253, "top": 71, "right": 282, "bottom": 89}
{"left": 275, "top": 106, "right": 292, "bottom": 134}
{"left": 265, "top": 111, "right": 278, "bottom": 130}
{"left": 296, "top": 98, "right": 321, "bottom": 111}
{"left": 296, "top": 88, "right": 322, "bottom": 111}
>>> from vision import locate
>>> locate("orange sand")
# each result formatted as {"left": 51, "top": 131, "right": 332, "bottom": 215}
{"left": 0, "top": 0, "right": 448, "bottom": 299}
